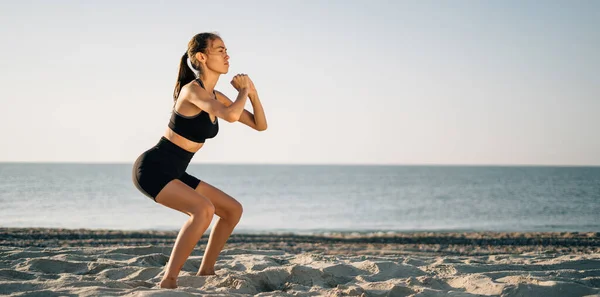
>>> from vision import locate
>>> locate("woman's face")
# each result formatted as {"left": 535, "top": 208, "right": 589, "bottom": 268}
{"left": 202, "top": 38, "right": 230, "bottom": 74}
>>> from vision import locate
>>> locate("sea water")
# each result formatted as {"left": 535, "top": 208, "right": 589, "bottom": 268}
{"left": 1, "top": 163, "right": 598, "bottom": 233}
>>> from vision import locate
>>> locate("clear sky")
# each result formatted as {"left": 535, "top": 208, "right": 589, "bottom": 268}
{"left": 0, "top": 0, "right": 598, "bottom": 165}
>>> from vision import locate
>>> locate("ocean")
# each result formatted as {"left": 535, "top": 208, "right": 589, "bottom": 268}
{"left": 1, "top": 163, "right": 599, "bottom": 234}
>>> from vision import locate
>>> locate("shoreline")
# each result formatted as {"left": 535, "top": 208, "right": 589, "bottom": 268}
{"left": 2, "top": 227, "right": 599, "bottom": 256}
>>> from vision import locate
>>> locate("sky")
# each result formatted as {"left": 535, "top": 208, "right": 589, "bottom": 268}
{"left": 0, "top": 0, "right": 598, "bottom": 165}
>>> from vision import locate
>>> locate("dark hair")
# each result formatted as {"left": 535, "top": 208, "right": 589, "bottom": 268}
{"left": 173, "top": 32, "right": 221, "bottom": 102}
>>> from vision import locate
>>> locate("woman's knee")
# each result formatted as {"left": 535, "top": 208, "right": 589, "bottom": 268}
{"left": 190, "top": 201, "right": 215, "bottom": 220}
{"left": 227, "top": 201, "right": 243, "bottom": 223}
{"left": 236, "top": 202, "right": 244, "bottom": 219}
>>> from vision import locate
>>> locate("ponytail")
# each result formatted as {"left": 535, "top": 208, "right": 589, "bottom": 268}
{"left": 173, "top": 32, "right": 221, "bottom": 103}
{"left": 173, "top": 52, "right": 197, "bottom": 103}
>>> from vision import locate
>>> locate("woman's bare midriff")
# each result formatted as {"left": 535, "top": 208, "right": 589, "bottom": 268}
{"left": 163, "top": 128, "right": 204, "bottom": 153}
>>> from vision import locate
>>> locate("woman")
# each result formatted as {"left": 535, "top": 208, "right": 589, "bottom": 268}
{"left": 132, "top": 32, "right": 267, "bottom": 289}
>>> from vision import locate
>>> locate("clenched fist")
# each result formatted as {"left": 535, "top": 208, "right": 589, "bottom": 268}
{"left": 231, "top": 74, "right": 251, "bottom": 92}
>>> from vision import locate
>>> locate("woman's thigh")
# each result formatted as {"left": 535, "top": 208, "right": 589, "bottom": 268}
{"left": 155, "top": 179, "right": 214, "bottom": 216}
{"left": 194, "top": 181, "right": 243, "bottom": 220}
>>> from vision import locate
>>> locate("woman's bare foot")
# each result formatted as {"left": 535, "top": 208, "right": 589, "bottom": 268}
{"left": 197, "top": 269, "right": 216, "bottom": 276}
{"left": 159, "top": 276, "right": 177, "bottom": 289}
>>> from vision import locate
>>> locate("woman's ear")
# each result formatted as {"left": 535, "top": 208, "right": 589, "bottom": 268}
{"left": 195, "top": 52, "right": 206, "bottom": 64}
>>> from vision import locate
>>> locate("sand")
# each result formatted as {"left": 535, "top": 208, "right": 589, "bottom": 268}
{"left": 1, "top": 228, "right": 599, "bottom": 296}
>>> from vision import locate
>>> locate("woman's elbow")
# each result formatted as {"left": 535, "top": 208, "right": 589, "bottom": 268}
{"left": 257, "top": 124, "right": 268, "bottom": 131}
{"left": 224, "top": 112, "right": 240, "bottom": 123}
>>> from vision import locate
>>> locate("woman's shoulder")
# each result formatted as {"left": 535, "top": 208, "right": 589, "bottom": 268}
{"left": 180, "top": 81, "right": 210, "bottom": 102}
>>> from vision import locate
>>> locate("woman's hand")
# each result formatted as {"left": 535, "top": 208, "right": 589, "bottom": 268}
{"left": 230, "top": 74, "right": 251, "bottom": 92}
{"left": 247, "top": 77, "right": 257, "bottom": 96}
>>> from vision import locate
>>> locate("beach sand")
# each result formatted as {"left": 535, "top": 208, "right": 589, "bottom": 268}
{"left": 1, "top": 228, "right": 599, "bottom": 296}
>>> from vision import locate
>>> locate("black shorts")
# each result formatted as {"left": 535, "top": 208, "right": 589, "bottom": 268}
{"left": 132, "top": 137, "right": 201, "bottom": 201}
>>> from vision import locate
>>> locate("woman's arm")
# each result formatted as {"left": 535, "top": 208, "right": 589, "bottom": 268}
{"left": 247, "top": 80, "right": 268, "bottom": 131}
{"left": 215, "top": 89, "right": 267, "bottom": 131}
{"left": 182, "top": 76, "right": 250, "bottom": 123}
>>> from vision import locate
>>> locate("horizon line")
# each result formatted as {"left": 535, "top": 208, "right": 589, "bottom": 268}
{"left": 1, "top": 161, "right": 599, "bottom": 168}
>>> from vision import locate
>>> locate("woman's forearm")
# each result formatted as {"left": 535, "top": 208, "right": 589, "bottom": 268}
{"left": 249, "top": 92, "right": 267, "bottom": 131}
{"left": 226, "top": 88, "right": 250, "bottom": 122}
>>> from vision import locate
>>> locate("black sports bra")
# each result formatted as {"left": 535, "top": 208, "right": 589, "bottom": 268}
{"left": 168, "top": 79, "right": 219, "bottom": 143}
